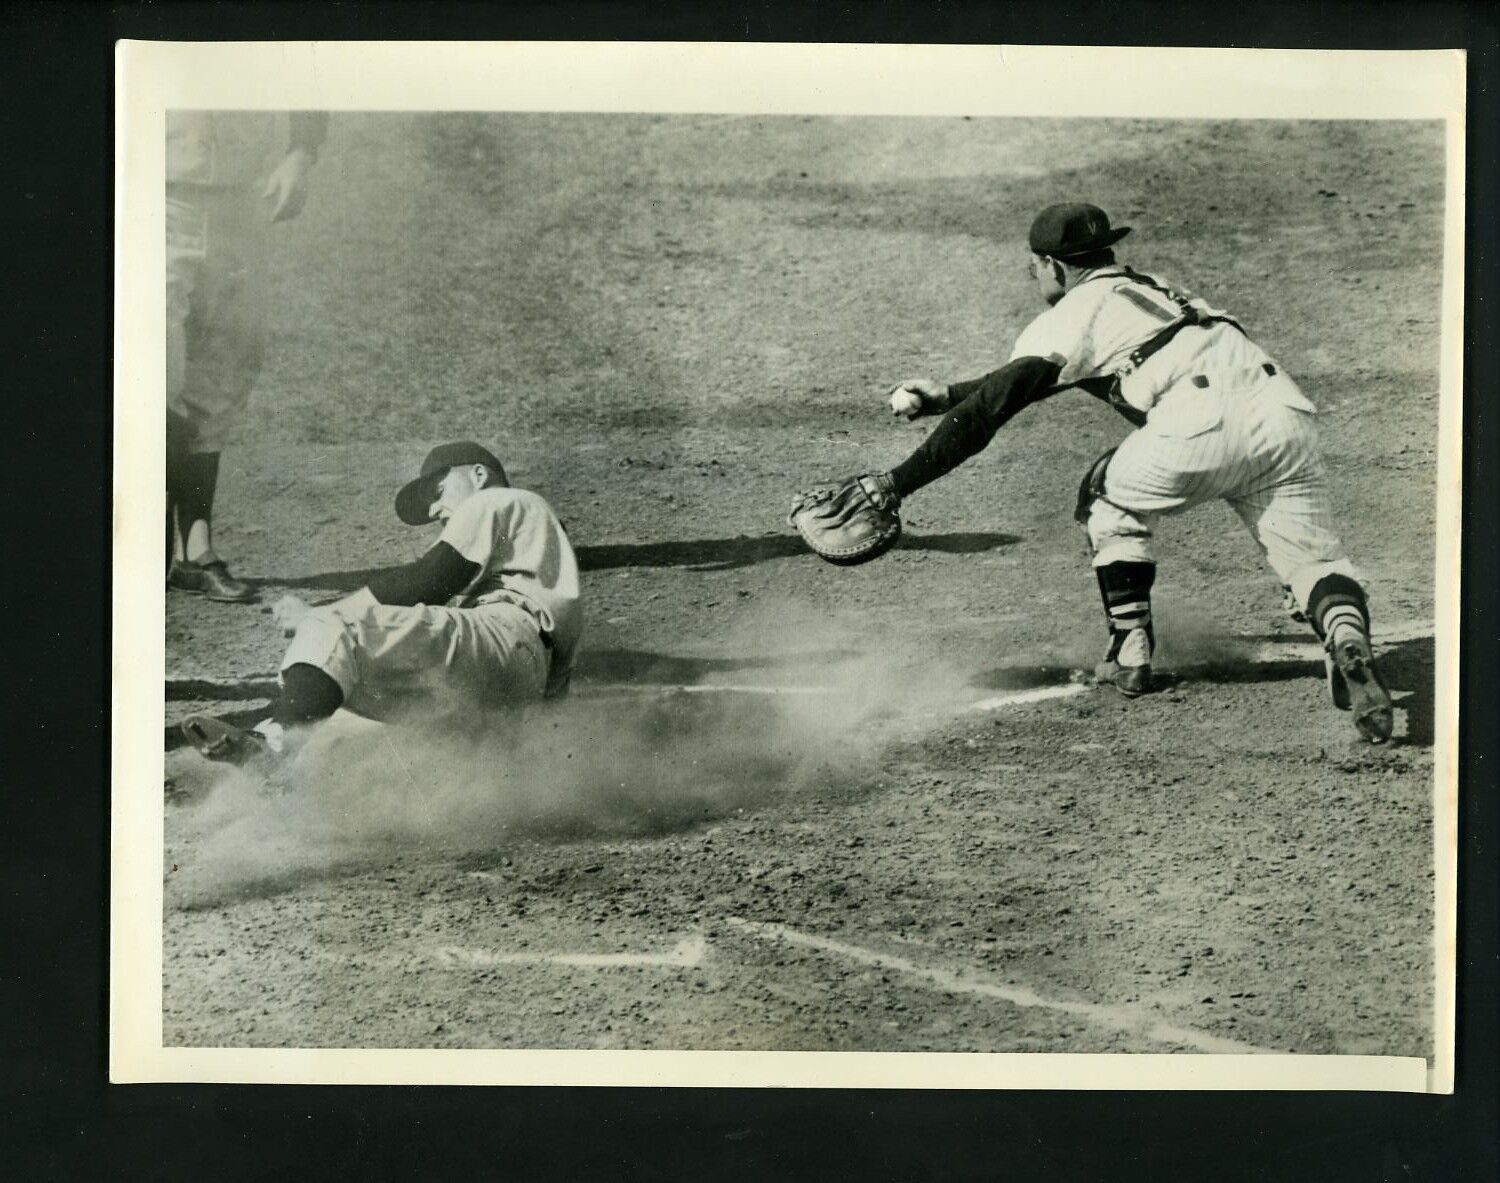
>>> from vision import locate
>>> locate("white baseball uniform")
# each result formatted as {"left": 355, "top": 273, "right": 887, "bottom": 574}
{"left": 1010, "top": 267, "right": 1361, "bottom": 611}
{"left": 280, "top": 487, "right": 583, "bottom": 719}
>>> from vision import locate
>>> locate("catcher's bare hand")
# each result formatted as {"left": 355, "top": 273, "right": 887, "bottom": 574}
{"left": 272, "top": 593, "right": 311, "bottom": 637}
{"left": 887, "top": 377, "right": 951, "bottom": 420}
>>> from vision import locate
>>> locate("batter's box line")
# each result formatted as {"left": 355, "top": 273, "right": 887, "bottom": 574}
{"left": 424, "top": 934, "right": 707, "bottom": 970}
{"left": 724, "top": 917, "right": 1276, "bottom": 1056}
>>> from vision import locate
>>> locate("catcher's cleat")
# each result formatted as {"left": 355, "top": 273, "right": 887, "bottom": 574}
{"left": 1324, "top": 624, "right": 1394, "bottom": 743}
{"left": 1095, "top": 627, "right": 1153, "bottom": 698}
{"left": 169, "top": 559, "right": 256, "bottom": 603}
{"left": 181, "top": 715, "right": 282, "bottom": 767}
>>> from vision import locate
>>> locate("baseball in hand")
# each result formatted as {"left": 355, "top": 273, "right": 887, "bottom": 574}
{"left": 889, "top": 387, "right": 924, "bottom": 418}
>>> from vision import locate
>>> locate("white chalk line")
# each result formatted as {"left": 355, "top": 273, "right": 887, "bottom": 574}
{"left": 167, "top": 620, "right": 1431, "bottom": 712}
{"left": 725, "top": 918, "right": 1273, "bottom": 1055}
{"left": 428, "top": 935, "right": 706, "bottom": 970}
{"left": 965, "top": 683, "right": 1092, "bottom": 713}
{"left": 579, "top": 683, "right": 838, "bottom": 697}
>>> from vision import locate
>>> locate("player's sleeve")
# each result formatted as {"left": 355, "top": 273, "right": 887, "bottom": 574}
{"left": 363, "top": 543, "right": 480, "bottom": 607}
{"left": 888, "top": 356, "right": 1063, "bottom": 498}
{"left": 1008, "top": 310, "right": 1073, "bottom": 372}
{"left": 362, "top": 493, "right": 513, "bottom": 606}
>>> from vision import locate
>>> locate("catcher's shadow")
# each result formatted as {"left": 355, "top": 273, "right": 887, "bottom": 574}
{"left": 266, "top": 530, "right": 1019, "bottom": 586}
{"left": 576, "top": 646, "right": 861, "bottom": 684}
{"left": 966, "top": 637, "right": 1432, "bottom": 747}
{"left": 1178, "top": 635, "right": 1433, "bottom": 748}
{"left": 579, "top": 531, "right": 1019, "bottom": 572}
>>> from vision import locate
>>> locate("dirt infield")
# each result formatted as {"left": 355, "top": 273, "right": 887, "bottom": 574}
{"left": 162, "top": 114, "right": 1441, "bottom": 1056}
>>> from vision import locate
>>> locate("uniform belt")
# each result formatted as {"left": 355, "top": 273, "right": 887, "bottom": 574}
{"left": 486, "top": 593, "right": 555, "bottom": 648}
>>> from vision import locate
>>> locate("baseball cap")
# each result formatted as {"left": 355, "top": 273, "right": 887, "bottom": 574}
{"left": 1028, "top": 202, "right": 1132, "bottom": 259}
{"left": 394, "top": 441, "right": 509, "bottom": 525}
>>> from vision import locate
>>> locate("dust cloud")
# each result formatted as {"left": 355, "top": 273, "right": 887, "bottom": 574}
{"left": 1151, "top": 598, "right": 1264, "bottom": 672}
{"left": 166, "top": 599, "right": 974, "bottom": 909}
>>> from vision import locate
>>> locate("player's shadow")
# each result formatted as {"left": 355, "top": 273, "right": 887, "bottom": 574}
{"left": 579, "top": 530, "right": 1018, "bottom": 572}
{"left": 265, "top": 530, "right": 1018, "bottom": 587}
{"left": 1171, "top": 635, "right": 1432, "bottom": 747}
{"left": 575, "top": 647, "right": 859, "bottom": 684}
{"left": 965, "top": 636, "right": 1433, "bottom": 747}
{"left": 1177, "top": 638, "right": 1431, "bottom": 746}
{"left": 166, "top": 677, "right": 278, "bottom": 702}
{"left": 1372, "top": 636, "right": 1434, "bottom": 748}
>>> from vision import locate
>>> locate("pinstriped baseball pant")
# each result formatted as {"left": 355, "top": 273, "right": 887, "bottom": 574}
{"left": 1088, "top": 367, "right": 1360, "bottom": 612}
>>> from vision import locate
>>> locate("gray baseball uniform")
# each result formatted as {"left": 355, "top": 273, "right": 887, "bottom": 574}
{"left": 281, "top": 486, "right": 582, "bottom": 717}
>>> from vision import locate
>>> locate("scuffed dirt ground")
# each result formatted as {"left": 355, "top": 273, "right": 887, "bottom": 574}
{"left": 160, "top": 114, "right": 1441, "bottom": 1057}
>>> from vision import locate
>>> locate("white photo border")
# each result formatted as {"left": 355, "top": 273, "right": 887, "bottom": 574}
{"left": 112, "top": 40, "right": 1464, "bottom": 1091}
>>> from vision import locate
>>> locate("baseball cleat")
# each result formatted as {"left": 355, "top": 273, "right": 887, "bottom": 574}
{"left": 168, "top": 559, "right": 256, "bottom": 603}
{"left": 1095, "top": 661, "right": 1152, "bottom": 698}
{"left": 1095, "top": 627, "right": 1153, "bottom": 698}
{"left": 1324, "top": 625, "right": 1393, "bottom": 743}
{"left": 181, "top": 715, "right": 280, "bottom": 766}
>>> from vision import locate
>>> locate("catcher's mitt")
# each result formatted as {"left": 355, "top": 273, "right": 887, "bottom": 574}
{"left": 787, "top": 472, "right": 902, "bottom": 565}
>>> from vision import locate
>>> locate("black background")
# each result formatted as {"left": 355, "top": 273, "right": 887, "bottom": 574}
{"left": 1, "top": 3, "right": 1494, "bottom": 1179}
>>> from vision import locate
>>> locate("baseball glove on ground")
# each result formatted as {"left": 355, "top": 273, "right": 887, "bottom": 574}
{"left": 788, "top": 472, "right": 902, "bottom": 565}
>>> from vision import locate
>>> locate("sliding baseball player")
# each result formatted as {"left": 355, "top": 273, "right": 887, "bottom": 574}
{"left": 182, "top": 442, "right": 582, "bottom": 765}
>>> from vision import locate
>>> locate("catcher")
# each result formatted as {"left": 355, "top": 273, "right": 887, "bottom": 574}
{"left": 182, "top": 442, "right": 582, "bottom": 766}
{"left": 789, "top": 202, "right": 1394, "bottom": 743}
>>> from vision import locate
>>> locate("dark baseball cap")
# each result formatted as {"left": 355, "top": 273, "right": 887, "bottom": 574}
{"left": 394, "top": 441, "right": 509, "bottom": 525}
{"left": 1028, "top": 202, "right": 1131, "bottom": 259}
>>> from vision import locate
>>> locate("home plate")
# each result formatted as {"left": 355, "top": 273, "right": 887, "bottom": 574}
{"left": 430, "top": 935, "right": 706, "bottom": 970}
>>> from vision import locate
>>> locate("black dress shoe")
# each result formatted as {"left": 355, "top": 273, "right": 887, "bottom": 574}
{"left": 168, "top": 559, "right": 256, "bottom": 603}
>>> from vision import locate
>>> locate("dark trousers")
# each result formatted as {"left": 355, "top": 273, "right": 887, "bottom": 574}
{"left": 165, "top": 410, "right": 220, "bottom": 572}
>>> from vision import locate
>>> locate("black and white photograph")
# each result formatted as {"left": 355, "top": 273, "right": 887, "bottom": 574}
{"left": 111, "top": 42, "right": 1462, "bottom": 1090}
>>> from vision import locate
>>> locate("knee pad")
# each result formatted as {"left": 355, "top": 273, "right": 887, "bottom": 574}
{"left": 1074, "top": 446, "right": 1119, "bottom": 525}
